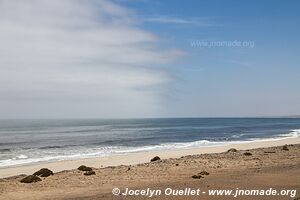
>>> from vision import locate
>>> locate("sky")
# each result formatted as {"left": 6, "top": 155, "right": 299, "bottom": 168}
{"left": 0, "top": 0, "right": 300, "bottom": 118}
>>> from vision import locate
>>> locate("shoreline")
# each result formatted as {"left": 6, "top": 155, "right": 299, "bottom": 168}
{"left": 1, "top": 140, "right": 300, "bottom": 200}
{"left": 1, "top": 137, "right": 300, "bottom": 178}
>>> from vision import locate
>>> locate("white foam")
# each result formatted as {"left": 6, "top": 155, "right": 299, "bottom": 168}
{"left": 278, "top": 129, "right": 300, "bottom": 138}
{"left": 16, "top": 154, "right": 28, "bottom": 159}
{"left": 0, "top": 129, "right": 299, "bottom": 168}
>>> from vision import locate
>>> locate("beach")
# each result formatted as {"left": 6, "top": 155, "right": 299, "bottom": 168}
{"left": 1, "top": 138, "right": 300, "bottom": 200}
{"left": 1, "top": 0, "right": 300, "bottom": 199}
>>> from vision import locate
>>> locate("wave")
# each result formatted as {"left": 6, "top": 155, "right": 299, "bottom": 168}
{"left": 0, "top": 148, "right": 11, "bottom": 153}
{"left": 0, "top": 129, "right": 299, "bottom": 168}
{"left": 278, "top": 129, "right": 300, "bottom": 138}
{"left": 39, "top": 146, "right": 63, "bottom": 149}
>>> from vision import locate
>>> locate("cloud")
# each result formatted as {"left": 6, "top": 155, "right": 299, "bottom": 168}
{"left": 0, "top": 0, "right": 182, "bottom": 118}
{"left": 144, "top": 16, "right": 215, "bottom": 26}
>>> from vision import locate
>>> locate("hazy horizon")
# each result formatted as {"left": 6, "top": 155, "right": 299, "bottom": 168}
{"left": 1, "top": 115, "right": 300, "bottom": 120}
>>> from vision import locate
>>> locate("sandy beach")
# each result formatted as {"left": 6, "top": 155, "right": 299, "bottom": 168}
{"left": 0, "top": 137, "right": 300, "bottom": 178}
{"left": 1, "top": 138, "right": 300, "bottom": 200}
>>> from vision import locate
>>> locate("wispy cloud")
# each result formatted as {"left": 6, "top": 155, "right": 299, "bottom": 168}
{"left": 144, "top": 16, "right": 216, "bottom": 26}
{"left": 0, "top": 0, "right": 183, "bottom": 118}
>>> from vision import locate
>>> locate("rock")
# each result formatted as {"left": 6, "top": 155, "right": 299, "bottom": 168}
{"left": 227, "top": 148, "right": 238, "bottom": 153}
{"left": 33, "top": 168, "right": 53, "bottom": 177}
{"left": 150, "top": 156, "right": 161, "bottom": 162}
{"left": 175, "top": 163, "right": 179, "bottom": 166}
{"left": 191, "top": 174, "right": 203, "bottom": 179}
{"left": 20, "top": 175, "right": 42, "bottom": 183}
{"left": 282, "top": 145, "right": 289, "bottom": 151}
{"left": 78, "top": 165, "right": 93, "bottom": 171}
{"left": 199, "top": 171, "right": 209, "bottom": 175}
{"left": 83, "top": 170, "right": 96, "bottom": 176}
{"left": 244, "top": 152, "right": 252, "bottom": 156}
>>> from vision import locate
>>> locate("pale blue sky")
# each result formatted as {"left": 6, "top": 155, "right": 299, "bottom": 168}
{"left": 118, "top": 0, "right": 300, "bottom": 117}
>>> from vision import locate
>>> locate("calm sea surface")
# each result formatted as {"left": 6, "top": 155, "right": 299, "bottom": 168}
{"left": 0, "top": 118, "right": 300, "bottom": 167}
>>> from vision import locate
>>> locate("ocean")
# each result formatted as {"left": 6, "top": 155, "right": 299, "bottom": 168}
{"left": 0, "top": 118, "right": 299, "bottom": 168}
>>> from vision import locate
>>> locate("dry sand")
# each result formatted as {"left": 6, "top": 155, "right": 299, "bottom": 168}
{"left": 0, "top": 138, "right": 300, "bottom": 200}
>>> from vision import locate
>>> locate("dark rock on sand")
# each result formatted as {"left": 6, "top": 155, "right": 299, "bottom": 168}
{"left": 192, "top": 174, "right": 203, "bottom": 179}
{"left": 175, "top": 163, "right": 179, "bottom": 166}
{"left": 150, "top": 156, "right": 161, "bottom": 162}
{"left": 282, "top": 145, "right": 289, "bottom": 151}
{"left": 20, "top": 175, "right": 42, "bottom": 183}
{"left": 78, "top": 165, "right": 93, "bottom": 171}
{"left": 227, "top": 148, "right": 238, "bottom": 153}
{"left": 33, "top": 168, "right": 53, "bottom": 177}
{"left": 244, "top": 152, "right": 252, "bottom": 156}
{"left": 199, "top": 171, "right": 210, "bottom": 175}
{"left": 83, "top": 171, "right": 96, "bottom": 176}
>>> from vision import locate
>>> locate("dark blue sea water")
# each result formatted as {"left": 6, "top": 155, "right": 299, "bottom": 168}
{"left": 0, "top": 118, "right": 300, "bottom": 167}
